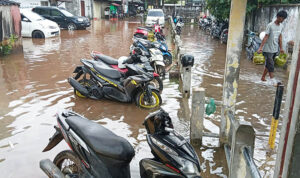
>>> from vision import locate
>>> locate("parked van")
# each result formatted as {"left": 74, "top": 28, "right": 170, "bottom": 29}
{"left": 32, "top": 6, "right": 90, "bottom": 30}
{"left": 21, "top": 9, "right": 60, "bottom": 38}
{"left": 146, "top": 9, "right": 165, "bottom": 27}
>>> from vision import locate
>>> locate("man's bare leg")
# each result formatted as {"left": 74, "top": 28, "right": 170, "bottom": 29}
{"left": 261, "top": 67, "right": 268, "bottom": 81}
{"left": 269, "top": 72, "right": 274, "bottom": 79}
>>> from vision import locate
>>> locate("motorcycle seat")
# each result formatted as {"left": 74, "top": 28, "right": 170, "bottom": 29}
{"left": 66, "top": 115, "right": 135, "bottom": 162}
{"left": 95, "top": 54, "right": 118, "bottom": 65}
{"left": 89, "top": 60, "right": 122, "bottom": 79}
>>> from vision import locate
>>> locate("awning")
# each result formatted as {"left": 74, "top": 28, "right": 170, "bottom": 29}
{"left": 111, "top": 3, "right": 120, "bottom": 6}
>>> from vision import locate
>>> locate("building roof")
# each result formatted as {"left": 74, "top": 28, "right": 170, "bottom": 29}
{"left": 0, "top": 0, "right": 20, "bottom": 6}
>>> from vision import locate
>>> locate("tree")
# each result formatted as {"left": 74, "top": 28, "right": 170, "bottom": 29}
{"left": 165, "top": 0, "right": 179, "bottom": 4}
{"left": 206, "top": 0, "right": 300, "bottom": 21}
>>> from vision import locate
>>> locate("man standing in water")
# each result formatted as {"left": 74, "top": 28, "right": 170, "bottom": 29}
{"left": 257, "top": 10, "right": 288, "bottom": 82}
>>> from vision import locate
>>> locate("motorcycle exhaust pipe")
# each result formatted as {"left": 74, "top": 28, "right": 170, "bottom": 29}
{"left": 68, "top": 78, "right": 89, "bottom": 97}
{"left": 40, "top": 159, "right": 64, "bottom": 178}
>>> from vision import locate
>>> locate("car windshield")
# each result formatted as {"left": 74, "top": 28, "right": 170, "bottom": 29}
{"left": 60, "top": 9, "right": 74, "bottom": 17}
{"left": 23, "top": 11, "right": 44, "bottom": 21}
{"left": 148, "top": 11, "right": 164, "bottom": 17}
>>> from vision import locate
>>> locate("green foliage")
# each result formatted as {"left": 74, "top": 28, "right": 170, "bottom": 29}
{"left": 206, "top": 0, "right": 300, "bottom": 21}
{"left": 165, "top": 0, "right": 179, "bottom": 4}
{"left": 205, "top": 0, "right": 231, "bottom": 20}
{"left": 0, "top": 35, "right": 18, "bottom": 55}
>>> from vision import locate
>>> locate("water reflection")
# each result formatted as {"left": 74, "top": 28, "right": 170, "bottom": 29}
{"left": 22, "top": 38, "right": 61, "bottom": 60}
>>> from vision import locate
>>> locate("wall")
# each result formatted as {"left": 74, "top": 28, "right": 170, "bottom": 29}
{"left": 93, "top": 0, "right": 109, "bottom": 19}
{"left": 246, "top": 4, "right": 300, "bottom": 51}
{"left": 13, "top": 0, "right": 46, "bottom": 8}
{"left": 0, "top": 6, "right": 14, "bottom": 41}
{"left": 93, "top": 0, "right": 101, "bottom": 19}
{"left": 65, "top": 0, "right": 92, "bottom": 18}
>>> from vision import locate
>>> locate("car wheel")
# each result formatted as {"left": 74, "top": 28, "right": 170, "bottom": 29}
{"left": 32, "top": 30, "right": 45, "bottom": 38}
{"left": 67, "top": 23, "right": 77, "bottom": 31}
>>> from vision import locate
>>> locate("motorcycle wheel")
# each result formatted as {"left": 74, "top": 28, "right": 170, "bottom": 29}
{"left": 74, "top": 79, "right": 94, "bottom": 98}
{"left": 149, "top": 76, "right": 163, "bottom": 92}
{"left": 135, "top": 90, "right": 162, "bottom": 109}
{"left": 163, "top": 55, "right": 172, "bottom": 66}
{"left": 53, "top": 150, "right": 82, "bottom": 176}
{"left": 156, "top": 65, "right": 165, "bottom": 77}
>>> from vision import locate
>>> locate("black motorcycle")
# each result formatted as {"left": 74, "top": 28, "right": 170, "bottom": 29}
{"left": 220, "top": 28, "right": 228, "bottom": 44}
{"left": 40, "top": 109, "right": 202, "bottom": 178}
{"left": 245, "top": 30, "right": 262, "bottom": 61}
{"left": 68, "top": 59, "right": 162, "bottom": 109}
{"left": 90, "top": 50, "right": 164, "bottom": 92}
{"left": 210, "top": 20, "right": 228, "bottom": 39}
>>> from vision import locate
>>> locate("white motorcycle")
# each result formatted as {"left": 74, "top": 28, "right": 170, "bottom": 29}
{"left": 130, "top": 39, "right": 166, "bottom": 77}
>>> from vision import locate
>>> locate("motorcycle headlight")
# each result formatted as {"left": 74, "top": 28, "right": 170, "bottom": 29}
{"left": 150, "top": 136, "right": 178, "bottom": 156}
{"left": 170, "top": 154, "right": 200, "bottom": 175}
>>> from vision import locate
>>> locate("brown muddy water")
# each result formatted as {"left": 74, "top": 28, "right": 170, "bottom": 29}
{"left": 0, "top": 20, "right": 287, "bottom": 178}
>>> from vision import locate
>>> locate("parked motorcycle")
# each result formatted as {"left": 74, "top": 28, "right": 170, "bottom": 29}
{"left": 40, "top": 109, "right": 202, "bottom": 178}
{"left": 131, "top": 38, "right": 166, "bottom": 76}
{"left": 200, "top": 17, "right": 212, "bottom": 33}
{"left": 68, "top": 59, "right": 162, "bottom": 109}
{"left": 134, "top": 24, "right": 165, "bottom": 42}
{"left": 245, "top": 30, "right": 262, "bottom": 61}
{"left": 210, "top": 20, "right": 228, "bottom": 39}
{"left": 220, "top": 28, "right": 228, "bottom": 44}
{"left": 175, "top": 16, "right": 184, "bottom": 35}
{"left": 90, "top": 50, "right": 163, "bottom": 92}
{"left": 133, "top": 36, "right": 172, "bottom": 66}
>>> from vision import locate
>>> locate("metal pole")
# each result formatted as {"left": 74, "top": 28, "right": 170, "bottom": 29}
{"left": 220, "top": 0, "right": 248, "bottom": 144}
{"left": 268, "top": 83, "right": 284, "bottom": 149}
{"left": 274, "top": 11, "right": 300, "bottom": 178}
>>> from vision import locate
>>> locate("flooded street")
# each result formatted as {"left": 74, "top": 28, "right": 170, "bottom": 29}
{"left": 0, "top": 20, "right": 288, "bottom": 178}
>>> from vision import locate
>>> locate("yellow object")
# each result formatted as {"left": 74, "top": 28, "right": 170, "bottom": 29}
{"left": 253, "top": 52, "right": 265, "bottom": 65}
{"left": 131, "top": 80, "right": 137, "bottom": 85}
{"left": 268, "top": 118, "right": 279, "bottom": 149}
{"left": 147, "top": 31, "right": 155, "bottom": 42}
{"left": 275, "top": 53, "right": 287, "bottom": 67}
{"left": 138, "top": 91, "right": 160, "bottom": 108}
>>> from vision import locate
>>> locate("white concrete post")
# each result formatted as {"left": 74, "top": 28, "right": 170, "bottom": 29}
{"left": 190, "top": 87, "right": 205, "bottom": 146}
{"left": 274, "top": 11, "right": 300, "bottom": 178}
{"left": 182, "top": 66, "right": 192, "bottom": 98}
{"left": 220, "top": 0, "right": 248, "bottom": 144}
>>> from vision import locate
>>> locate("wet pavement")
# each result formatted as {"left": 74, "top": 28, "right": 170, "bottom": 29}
{"left": 0, "top": 19, "right": 288, "bottom": 177}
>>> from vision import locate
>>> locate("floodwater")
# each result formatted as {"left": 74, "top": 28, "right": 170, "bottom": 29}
{"left": 0, "top": 19, "right": 287, "bottom": 178}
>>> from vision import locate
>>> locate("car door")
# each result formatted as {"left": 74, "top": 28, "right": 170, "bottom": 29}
{"left": 50, "top": 9, "right": 65, "bottom": 27}
{"left": 21, "top": 14, "right": 31, "bottom": 37}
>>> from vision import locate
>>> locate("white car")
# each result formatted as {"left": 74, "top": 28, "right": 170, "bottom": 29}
{"left": 20, "top": 9, "right": 60, "bottom": 38}
{"left": 146, "top": 9, "right": 165, "bottom": 27}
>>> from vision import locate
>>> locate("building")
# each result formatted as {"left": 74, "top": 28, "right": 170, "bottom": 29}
{"left": 14, "top": 0, "right": 93, "bottom": 18}
{"left": 0, "top": 0, "right": 21, "bottom": 44}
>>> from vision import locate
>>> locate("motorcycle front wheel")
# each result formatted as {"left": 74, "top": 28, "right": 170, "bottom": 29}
{"left": 156, "top": 65, "right": 166, "bottom": 77}
{"left": 53, "top": 150, "right": 82, "bottom": 176}
{"left": 149, "top": 76, "right": 163, "bottom": 92}
{"left": 163, "top": 55, "right": 173, "bottom": 66}
{"left": 135, "top": 90, "right": 162, "bottom": 109}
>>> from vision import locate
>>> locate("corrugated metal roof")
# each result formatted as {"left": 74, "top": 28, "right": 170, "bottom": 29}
{"left": 0, "top": 0, "right": 20, "bottom": 6}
